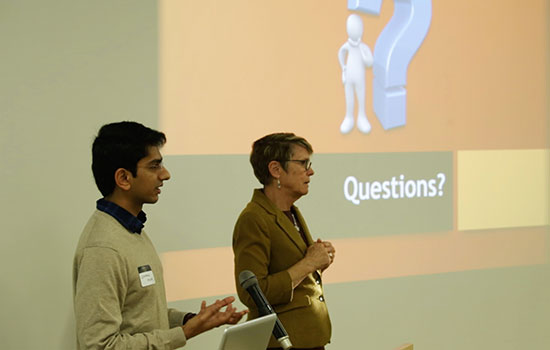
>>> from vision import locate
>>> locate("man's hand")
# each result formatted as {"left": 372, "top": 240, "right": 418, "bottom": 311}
{"left": 182, "top": 296, "right": 248, "bottom": 339}
{"left": 360, "top": 43, "right": 373, "bottom": 67}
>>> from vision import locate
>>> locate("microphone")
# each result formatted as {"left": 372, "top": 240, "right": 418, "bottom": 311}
{"left": 239, "top": 270, "right": 293, "bottom": 350}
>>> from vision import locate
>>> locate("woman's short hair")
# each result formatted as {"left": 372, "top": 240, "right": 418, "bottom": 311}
{"left": 250, "top": 132, "right": 313, "bottom": 185}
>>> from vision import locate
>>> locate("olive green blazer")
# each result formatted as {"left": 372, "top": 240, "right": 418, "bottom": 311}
{"left": 233, "top": 189, "right": 331, "bottom": 348}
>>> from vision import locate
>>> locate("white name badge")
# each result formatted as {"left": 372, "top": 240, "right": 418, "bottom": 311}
{"left": 138, "top": 265, "right": 156, "bottom": 287}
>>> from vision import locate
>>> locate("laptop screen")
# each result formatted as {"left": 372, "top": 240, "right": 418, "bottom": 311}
{"left": 217, "top": 314, "right": 277, "bottom": 350}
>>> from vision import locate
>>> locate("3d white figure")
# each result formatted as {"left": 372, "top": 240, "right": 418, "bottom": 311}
{"left": 338, "top": 14, "right": 373, "bottom": 134}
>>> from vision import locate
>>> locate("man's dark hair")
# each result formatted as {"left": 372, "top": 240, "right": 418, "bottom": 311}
{"left": 92, "top": 121, "right": 166, "bottom": 197}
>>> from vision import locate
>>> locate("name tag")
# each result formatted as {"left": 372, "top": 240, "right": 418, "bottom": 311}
{"left": 138, "top": 265, "right": 156, "bottom": 287}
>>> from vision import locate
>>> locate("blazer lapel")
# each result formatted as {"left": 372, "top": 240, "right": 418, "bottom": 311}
{"left": 274, "top": 211, "right": 308, "bottom": 253}
{"left": 292, "top": 206, "right": 314, "bottom": 246}
{"left": 252, "top": 189, "right": 308, "bottom": 253}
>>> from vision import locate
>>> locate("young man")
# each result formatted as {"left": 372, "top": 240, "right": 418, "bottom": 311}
{"left": 73, "top": 121, "right": 246, "bottom": 350}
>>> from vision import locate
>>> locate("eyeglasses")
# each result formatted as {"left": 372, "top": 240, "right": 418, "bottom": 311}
{"left": 285, "top": 159, "right": 312, "bottom": 171}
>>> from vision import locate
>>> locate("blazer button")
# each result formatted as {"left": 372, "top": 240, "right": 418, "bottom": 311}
{"left": 319, "top": 295, "right": 325, "bottom": 302}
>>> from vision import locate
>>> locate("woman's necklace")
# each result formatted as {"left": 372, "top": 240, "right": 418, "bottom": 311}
{"left": 290, "top": 212, "right": 300, "bottom": 232}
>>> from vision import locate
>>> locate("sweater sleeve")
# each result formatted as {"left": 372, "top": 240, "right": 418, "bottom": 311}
{"left": 167, "top": 309, "right": 187, "bottom": 328}
{"left": 74, "top": 247, "right": 187, "bottom": 350}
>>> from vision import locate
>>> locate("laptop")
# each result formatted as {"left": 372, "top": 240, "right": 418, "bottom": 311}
{"left": 217, "top": 313, "right": 277, "bottom": 350}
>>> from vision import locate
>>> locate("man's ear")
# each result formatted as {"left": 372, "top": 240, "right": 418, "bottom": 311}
{"left": 267, "top": 160, "right": 282, "bottom": 180}
{"left": 113, "top": 168, "right": 132, "bottom": 191}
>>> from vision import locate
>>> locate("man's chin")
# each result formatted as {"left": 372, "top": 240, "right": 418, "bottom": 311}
{"left": 145, "top": 196, "right": 159, "bottom": 204}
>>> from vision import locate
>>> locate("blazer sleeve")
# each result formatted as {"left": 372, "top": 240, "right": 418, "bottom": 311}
{"left": 233, "top": 209, "right": 293, "bottom": 308}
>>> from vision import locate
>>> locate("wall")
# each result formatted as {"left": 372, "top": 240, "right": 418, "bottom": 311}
{"left": 0, "top": 1, "right": 158, "bottom": 348}
{"left": 0, "top": 1, "right": 548, "bottom": 349}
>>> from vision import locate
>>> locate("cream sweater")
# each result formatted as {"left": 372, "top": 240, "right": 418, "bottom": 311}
{"left": 73, "top": 210, "right": 188, "bottom": 350}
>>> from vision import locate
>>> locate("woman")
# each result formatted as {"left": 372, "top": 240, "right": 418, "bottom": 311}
{"left": 233, "top": 132, "right": 335, "bottom": 350}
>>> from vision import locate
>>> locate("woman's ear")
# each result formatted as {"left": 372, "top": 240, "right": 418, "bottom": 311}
{"left": 113, "top": 168, "right": 132, "bottom": 191}
{"left": 267, "top": 160, "right": 282, "bottom": 179}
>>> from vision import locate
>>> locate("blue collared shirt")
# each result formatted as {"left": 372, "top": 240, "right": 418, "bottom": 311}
{"left": 96, "top": 198, "right": 147, "bottom": 234}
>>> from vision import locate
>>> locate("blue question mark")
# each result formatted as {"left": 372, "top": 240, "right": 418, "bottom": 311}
{"left": 348, "top": 0, "right": 432, "bottom": 129}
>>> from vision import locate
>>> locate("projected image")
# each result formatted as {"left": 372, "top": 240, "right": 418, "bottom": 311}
{"left": 158, "top": 0, "right": 549, "bottom": 302}
{"left": 160, "top": 1, "right": 544, "bottom": 155}
{"left": 347, "top": 0, "right": 432, "bottom": 132}
{"left": 338, "top": 14, "right": 374, "bottom": 134}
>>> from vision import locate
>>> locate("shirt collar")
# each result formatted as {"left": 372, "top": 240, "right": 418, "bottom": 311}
{"left": 96, "top": 198, "right": 147, "bottom": 234}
